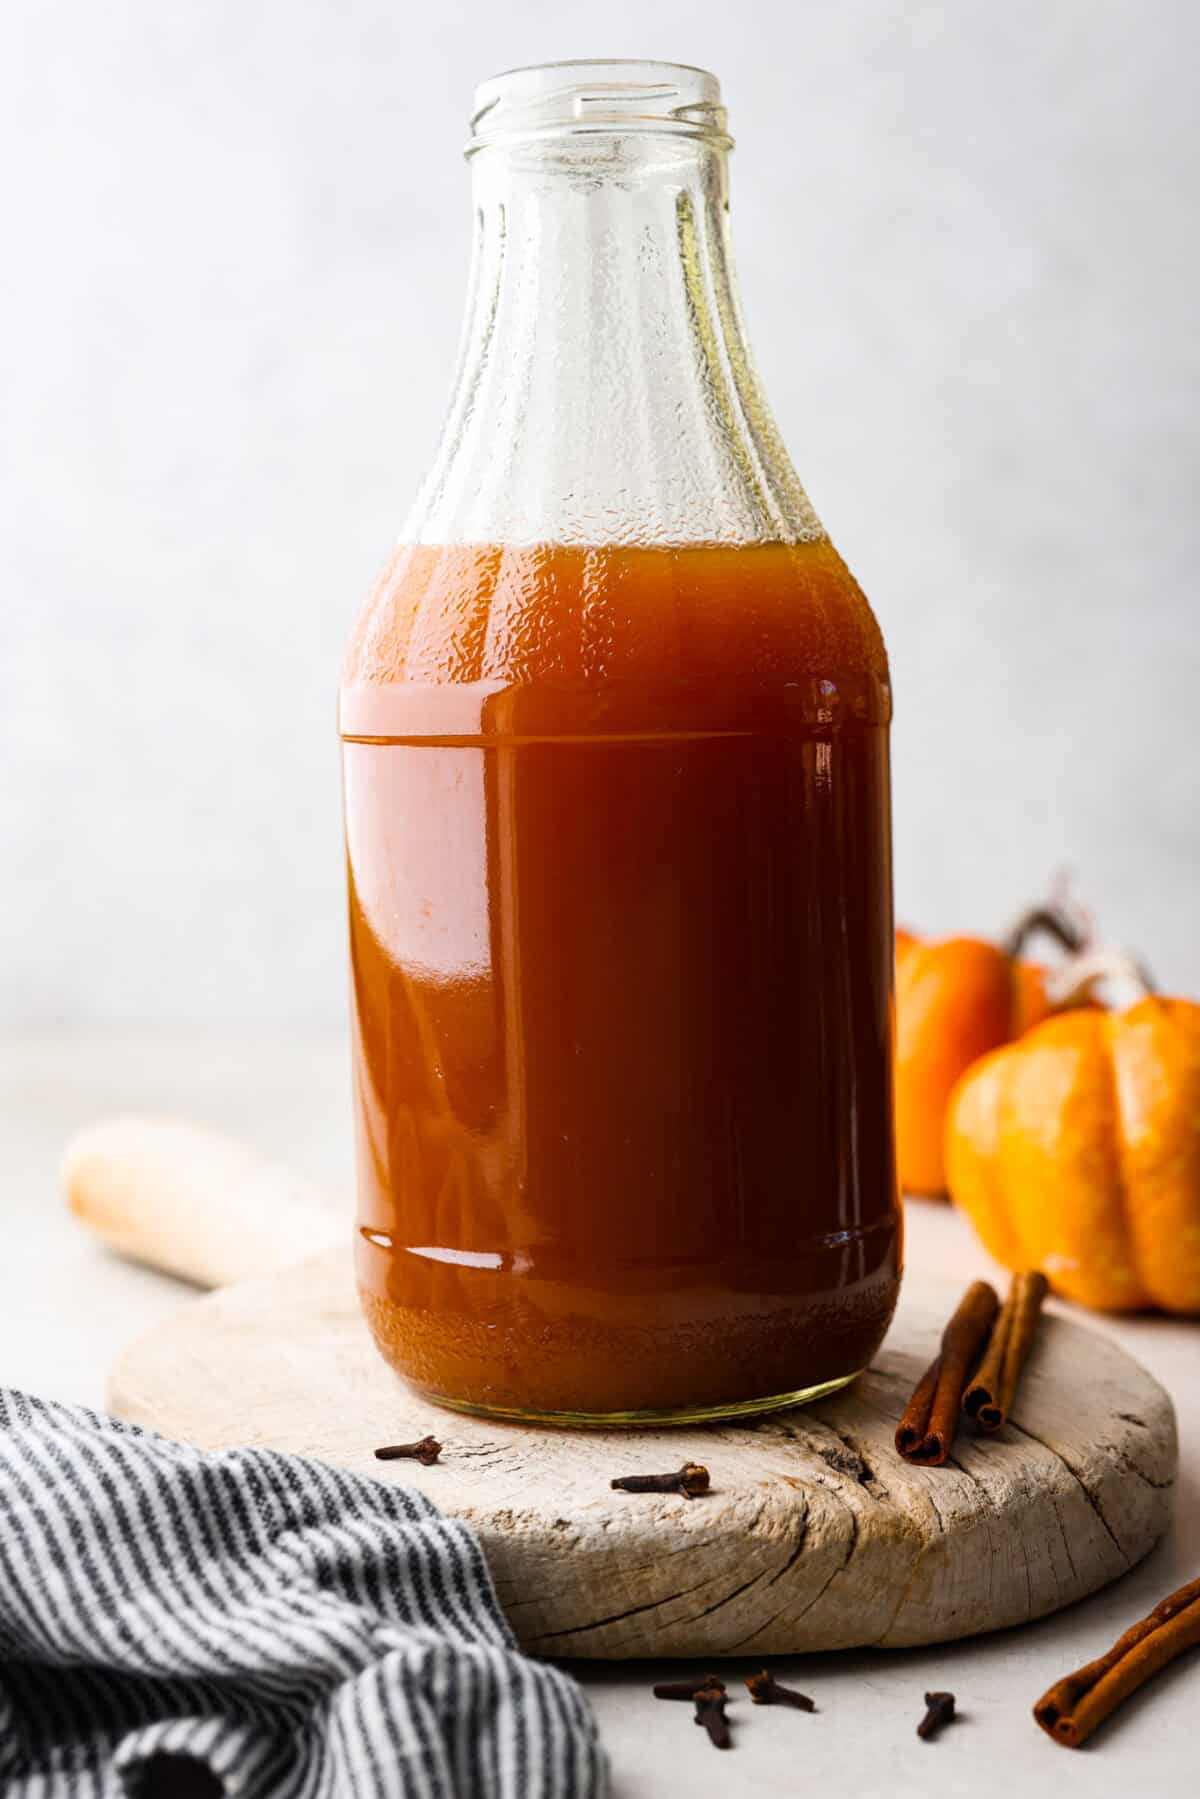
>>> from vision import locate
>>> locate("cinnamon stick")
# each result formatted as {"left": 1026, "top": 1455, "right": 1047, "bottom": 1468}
{"left": 895, "top": 1281, "right": 999, "bottom": 1466}
{"left": 1034, "top": 1575, "right": 1200, "bottom": 1748}
{"left": 963, "top": 1271, "right": 1048, "bottom": 1432}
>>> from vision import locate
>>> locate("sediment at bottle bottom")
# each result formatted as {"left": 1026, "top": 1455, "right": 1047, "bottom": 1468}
{"left": 357, "top": 1261, "right": 901, "bottom": 1421}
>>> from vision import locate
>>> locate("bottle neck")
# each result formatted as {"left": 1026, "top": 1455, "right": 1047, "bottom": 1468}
{"left": 405, "top": 133, "right": 823, "bottom": 549}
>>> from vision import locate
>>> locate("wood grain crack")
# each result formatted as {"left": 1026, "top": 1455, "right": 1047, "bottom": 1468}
{"left": 1109, "top": 1447, "right": 1174, "bottom": 1490}
{"left": 1008, "top": 1422, "right": 1130, "bottom": 1563}
{"left": 726, "top": 1488, "right": 862, "bottom": 1651}
{"left": 524, "top": 1572, "right": 717, "bottom": 1644}
{"left": 668, "top": 1564, "right": 777, "bottom": 1631}
{"left": 1052, "top": 1495, "right": 1078, "bottom": 1584}
{"left": 765, "top": 1515, "right": 809, "bottom": 1588}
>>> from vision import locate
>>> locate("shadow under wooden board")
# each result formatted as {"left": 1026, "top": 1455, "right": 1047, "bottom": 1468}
{"left": 108, "top": 1249, "right": 1176, "bottom": 1660}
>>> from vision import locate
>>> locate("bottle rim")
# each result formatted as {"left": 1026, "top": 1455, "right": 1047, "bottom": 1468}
{"left": 467, "top": 59, "right": 732, "bottom": 156}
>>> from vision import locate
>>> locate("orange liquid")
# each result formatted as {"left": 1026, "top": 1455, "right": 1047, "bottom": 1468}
{"left": 341, "top": 540, "right": 901, "bottom": 1418}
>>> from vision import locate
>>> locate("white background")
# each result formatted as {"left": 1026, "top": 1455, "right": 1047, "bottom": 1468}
{"left": 4, "top": 0, "right": 1197, "bottom": 1031}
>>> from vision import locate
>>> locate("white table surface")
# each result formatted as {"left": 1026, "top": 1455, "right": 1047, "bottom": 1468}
{"left": 2, "top": 1036, "right": 1195, "bottom": 1797}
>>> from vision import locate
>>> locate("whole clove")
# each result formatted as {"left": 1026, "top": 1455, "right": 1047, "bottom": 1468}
{"left": 917, "top": 1691, "right": 956, "bottom": 1740}
{"left": 653, "top": 1675, "right": 726, "bottom": 1701}
{"left": 610, "top": 1462, "right": 710, "bottom": 1498}
{"left": 744, "top": 1669, "right": 816, "bottom": 1711}
{"left": 375, "top": 1435, "right": 442, "bottom": 1465}
{"left": 692, "top": 1683, "right": 731, "bottom": 1749}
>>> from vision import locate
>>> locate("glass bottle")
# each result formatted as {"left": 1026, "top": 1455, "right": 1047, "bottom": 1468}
{"left": 340, "top": 60, "right": 901, "bottom": 1424}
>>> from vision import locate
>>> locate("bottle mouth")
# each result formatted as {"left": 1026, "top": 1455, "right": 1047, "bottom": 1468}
{"left": 467, "top": 59, "right": 731, "bottom": 155}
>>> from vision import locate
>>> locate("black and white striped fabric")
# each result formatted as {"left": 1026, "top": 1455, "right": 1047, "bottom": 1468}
{"left": 0, "top": 1389, "right": 607, "bottom": 1798}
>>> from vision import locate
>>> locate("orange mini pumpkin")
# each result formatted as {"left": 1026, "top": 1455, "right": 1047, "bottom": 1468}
{"left": 894, "top": 912, "right": 1075, "bottom": 1197}
{"left": 945, "top": 994, "right": 1200, "bottom": 1314}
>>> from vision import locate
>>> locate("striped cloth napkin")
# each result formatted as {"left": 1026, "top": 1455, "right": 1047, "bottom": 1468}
{"left": 0, "top": 1390, "right": 607, "bottom": 1798}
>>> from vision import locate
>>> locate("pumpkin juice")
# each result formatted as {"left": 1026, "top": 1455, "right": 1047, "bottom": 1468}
{"left": 341, "top": 538, "right": 901, "bottom": 1420}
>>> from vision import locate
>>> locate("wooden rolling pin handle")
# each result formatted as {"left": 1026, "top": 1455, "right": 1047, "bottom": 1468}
{"left": 63, "top": 1116, "right": 347, "bottom": 1290}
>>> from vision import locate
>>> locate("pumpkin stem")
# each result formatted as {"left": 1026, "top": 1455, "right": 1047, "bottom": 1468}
{"left": 1002, "top": 897, "right": 1091, "bottom": 963}
{"left": 1047, "top": 947, "right": 1158, "bottom": 1012}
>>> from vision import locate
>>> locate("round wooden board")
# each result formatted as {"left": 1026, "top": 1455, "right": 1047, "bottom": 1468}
{"left": 108, "top": 1249, "right": 1176, "bottom": 1660}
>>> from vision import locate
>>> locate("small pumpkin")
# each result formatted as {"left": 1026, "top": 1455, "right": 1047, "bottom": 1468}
{"left": 895, "top": 905, "right": 1083, "bottom": 1197}
{"left": 945, "top": 982, "right": 1200, "bottom": 1314}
